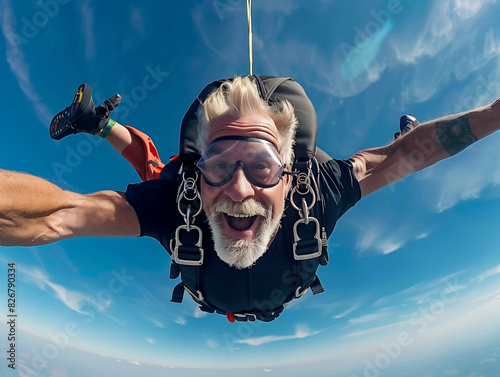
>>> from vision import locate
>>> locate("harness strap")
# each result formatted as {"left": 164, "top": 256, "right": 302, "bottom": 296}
{"left": 171, "top": 282, "right": 185, "bottom": 303}
{"left": 165, "top": 76, "right": 326, "bottom": 322}
{"left": 309, "top": 275, "right": 325, "bottom": 295}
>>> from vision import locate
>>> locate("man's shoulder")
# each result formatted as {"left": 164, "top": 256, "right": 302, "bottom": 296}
{"left": 126, "top": 177, "right": 174, "bottom": 193}
{"left": 125, "top": 178, "right": 176, "bottom": 210}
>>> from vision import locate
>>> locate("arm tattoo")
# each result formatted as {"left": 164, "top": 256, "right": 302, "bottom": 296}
{"left": 435, "top": 114, "right": 478, "bottom": 156}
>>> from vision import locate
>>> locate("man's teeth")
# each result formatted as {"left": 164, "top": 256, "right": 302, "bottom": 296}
{"left": 226, "top": 213, "right": 254, "bottom": 218}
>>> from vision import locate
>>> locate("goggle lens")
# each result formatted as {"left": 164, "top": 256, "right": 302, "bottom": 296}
{"left": 196, "top": 136, "right": 285, "bottom": 188}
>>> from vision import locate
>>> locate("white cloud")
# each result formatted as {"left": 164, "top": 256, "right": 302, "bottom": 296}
{"left": 418, "top": 134, "right": 500, "bottom": 213}
{"left": 352, "top": 217, "right": 429, "bottom": 255}
{"left": 79, "top": 1, "right": 95, "bottom": 60}
{"left": 333, "top": 302, "right": 362, "bottom": 319}
{"left": 342, "top": 320, "right": 407, "bottom": 338}
{"left": 478, "top": 358, "right": 496, "bottom": 363}
{"left": 206, "top": 339, "right": 218, "bottom": 348}
{"left": 147, "top": 317, "right": 166, "bottom": 328}
{"left": 453, "top": 0, "right": 497, "bottom": 19}
{"left": 128, "top": 360, "right": 140, "bottom": 366}
{"left": 145, "top": 337, "right": 155, "bottom": 344}
{"left": 348, "top": 312, "right": 390, "bottom": 324}
{"left": 17, "top": 263, "right": 112, "bottom": 315}
{"left": 444, "top": 284, "right": 467, "bottom": 295}
{"left": 46, "top": 280, "right": 105, "bottom": 314}
{"left": 474, "top": 264, "right": 500, "bottom": 282}
{"left": 445, "top": 368, "right": 460, "bottom": 376}
{"left": 0, "top": 0, "right": 53, "bottom": 126}
{"left": 194, "top": 307, "right": 208, "bottom": 318}
{"left": 129, "top": 7, "right": 146, "bottom": 35}
{"left": 174, "top": 317, "right": 187, "bottom": 325}
{"left": 467, "top": 289, "right": 498, "bottom": 304}
{"left": 236, "top": 324, "right": 321, "bottom": 346}
{"left": 374, "top": 272, "right": 467, "bottom": 307}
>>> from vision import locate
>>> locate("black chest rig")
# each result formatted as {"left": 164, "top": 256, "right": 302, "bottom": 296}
{"left": 160, "top": 76, "right": 329, "bottom": 322}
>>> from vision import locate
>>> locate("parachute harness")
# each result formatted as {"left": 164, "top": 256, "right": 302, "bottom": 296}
{"left": 164, "top": 75, "right": 329, "bottom": 322}
{"left": 170, "top": 170, "right": 204, "bottom": 266}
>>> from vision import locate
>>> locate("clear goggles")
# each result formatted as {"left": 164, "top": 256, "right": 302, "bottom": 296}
{"left": 196, "top": 136, "right": 287, "bottom": 188}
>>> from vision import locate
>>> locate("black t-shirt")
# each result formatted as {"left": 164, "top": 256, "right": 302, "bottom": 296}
{"left": 125, "top": 159, "right": 361, "bottom": 314}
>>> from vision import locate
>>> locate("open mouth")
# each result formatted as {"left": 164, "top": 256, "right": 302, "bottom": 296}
{"left": 223, "top": 213, "right": 258, "bottom": 231}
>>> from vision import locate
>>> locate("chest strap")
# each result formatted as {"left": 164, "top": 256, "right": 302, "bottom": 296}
{"left": 168, "top": 159, "right": 328, "bottom": 321}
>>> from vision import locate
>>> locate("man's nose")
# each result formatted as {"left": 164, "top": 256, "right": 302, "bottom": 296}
{"left": 223, "top": 167, "right": 255, "bottom": 202}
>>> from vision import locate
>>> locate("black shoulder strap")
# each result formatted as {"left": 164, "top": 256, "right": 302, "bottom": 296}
{"left": 251, "top": 76, "right": 318, "bottom": 161}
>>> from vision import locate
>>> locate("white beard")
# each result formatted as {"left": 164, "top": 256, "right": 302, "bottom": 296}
{"left": 207, "top": 198, "right": 281, "bottom": 269}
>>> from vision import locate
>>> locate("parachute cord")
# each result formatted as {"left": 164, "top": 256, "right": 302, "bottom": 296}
{"left": 247, "top": 0, "right": 253, "bottom": 75}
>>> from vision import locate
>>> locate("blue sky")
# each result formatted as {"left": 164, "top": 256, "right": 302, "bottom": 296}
{"left": 1, "top": 0, "right": 500, "bottom": 376}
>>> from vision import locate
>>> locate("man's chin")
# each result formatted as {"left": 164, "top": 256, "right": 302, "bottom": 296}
{"left": 214, "top": 232, "right": 267, "bottom": 270}
{"left": 208, "top": 215, "right": 277, "bottom": 269}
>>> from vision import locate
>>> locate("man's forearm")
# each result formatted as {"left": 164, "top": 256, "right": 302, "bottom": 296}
{"left": 351, "top": 100, "right": 500, "bottom": 197}
{"left": 0, "top": 170, "right": 75, "bottom": 245}
{"left": 0, "top": 170, "right": 141, "bottom": 246}
{"left": 434, "top": 113, "right": 478, "bottom": 156}
{"left": 400, "top": 102, "right": 499, "bottom": 170}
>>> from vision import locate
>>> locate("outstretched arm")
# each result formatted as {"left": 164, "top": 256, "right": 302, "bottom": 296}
{"left": 350, "top": 99, "right": 500, "bottom": 197}
{"left": 0, "top": 170, "right": 140, "bottom": 246}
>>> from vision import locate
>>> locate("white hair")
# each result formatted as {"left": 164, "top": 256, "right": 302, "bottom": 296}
{"left": 196, "top": 76, "right": 298, "bottom": 165}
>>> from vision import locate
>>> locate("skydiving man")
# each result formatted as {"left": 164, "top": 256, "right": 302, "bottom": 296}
{"left": 0, "top": 76, "right": 496, "bottom": 322}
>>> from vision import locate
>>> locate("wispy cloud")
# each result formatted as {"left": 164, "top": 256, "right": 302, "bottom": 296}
{"left": 145, "top": 337, "right": 155, "bottom": 344}
{"left": 206, "top": 339, "right": 218, "bottom": 348}
{"left": 144, "top": 316, "right": 166, "bottom": 329}
{"left": 80, "top": 1, "right": 95, "bottom": 60}
{"left": 174, "top": 317, "right": 187, "bottom": 325}
{"left": 18, "top": 263, "right": 111, "bottom": 315}
{"left": 474, "top": 264, "right": 500, "bottom": 282}
{"left": 418, "top": 133, "right": 500, "bottom": 212}
{"left": 194, "top": 307, "right": 208, "bottom": 318}
{"left": 352, "top": 217, "right": 430, "bottom": 255}
{"left": 348, "top": 311, "right": 391, "bottom": 324}
{"left": 342, "top": 320, "right": 407, "bottom": 338}
{"left": 333, "top": 302, "right": 362, "bottom": 319}
{"left": 236, "top": 324, "right": 321, "bottom": 346}
{"left": 129, "top": 7, "right": 146, "bottom": 35}
{"left": 0, "top": 0, "right": 53, "bottom": 126}
{"left": 374, "top": 272, "right": 467, "bottom": 307}
{"left": 469, "top": 289, "right": 500, "bottom": 304}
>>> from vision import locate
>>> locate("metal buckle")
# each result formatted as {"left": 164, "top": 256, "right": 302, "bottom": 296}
{"left": 295, "top": 286, "right": 305, "bottom": 298}
{"left": 172, "top": 225, "right": 204, "bottom": 266}
{"left": 292, "top": 217, "right": 322, "bottom": 260}
{"left": 234, "top": 313, "right": 257, "bottom": 321}
{"left": 184, "top": 286, "right": 205, "bottom": 303}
